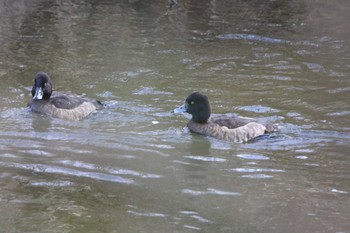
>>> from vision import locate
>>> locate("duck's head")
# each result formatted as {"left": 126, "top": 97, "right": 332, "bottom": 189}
{"left": 31, "top": 72, "right": 52, "bottom": 100}
{"left": 173, "top": 92, "right": 211, "bottom": 123}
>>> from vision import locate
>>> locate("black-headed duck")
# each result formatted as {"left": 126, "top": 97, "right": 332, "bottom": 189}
{"left": 172, "top": 92, "right": 277, "bottom": 143}
{"left": 28, "top": 72, "right": 102, "bottom": 121}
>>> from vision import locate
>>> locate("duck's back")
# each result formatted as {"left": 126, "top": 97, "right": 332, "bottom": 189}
{"left": 50, "top": 93, "right": 86, "bottom": 109}
{"left": 212, "top": 115, "right": 253, "bottom": 129}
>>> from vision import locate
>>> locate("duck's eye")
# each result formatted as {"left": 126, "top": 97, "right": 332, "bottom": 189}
{"left": 190, "top": 101, "right": 195, "bottom": 105}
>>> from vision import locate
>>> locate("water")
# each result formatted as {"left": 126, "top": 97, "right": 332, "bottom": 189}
{"left": 1, "top": 0, "right": 350, "bottom": 232}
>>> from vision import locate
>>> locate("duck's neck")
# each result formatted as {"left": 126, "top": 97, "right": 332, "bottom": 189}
{"left": 192, "top": 110, "right": 210, "bottom": 124}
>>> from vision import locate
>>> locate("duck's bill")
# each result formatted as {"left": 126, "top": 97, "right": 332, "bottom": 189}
{"left": 33, "top": 87, "right": 43, "bottom": 100}
{"left": 172, "top": 104, "right": 187, "bottom": 114}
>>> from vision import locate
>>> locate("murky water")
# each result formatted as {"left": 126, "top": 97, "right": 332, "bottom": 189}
{"left": 1, "top": 0, "right": 350, "bottom": 232}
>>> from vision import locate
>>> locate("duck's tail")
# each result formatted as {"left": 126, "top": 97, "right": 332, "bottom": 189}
{"left": 95, "top": 100, "right": 119, "bottom": 109}
{"left": 265, "top": 123, "right": 279, "bottom": 133}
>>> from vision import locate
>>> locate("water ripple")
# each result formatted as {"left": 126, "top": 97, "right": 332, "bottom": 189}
{"left": 0, "top": 162, "right": 135, "bottom": 184}
{"left": 331, "top": 189, "right": 348, "bottom": 194}
{"left": 183, "top": 156, "right": 226, "bottom": 162}
{"left": 230, "top": 168, "right": 285, "bottom": 173}
{"left": 236, "top": 105, "right": 279, "bottom": 113}
{"left": 134, "top": 87, "right": 173, "bottom": 95}
{"left": 127, "top": 210, "right": 167, "bottom": 218}
{"left": 236, "top": 154, "right": 270, "bottom": 160}
{"left": 229, "top": 167, "right": 284, "bottom": 179}
{"left": 184, "top": 225, "right": 201, "bottom": 231}
{"left": 59, "top": 160, "right": 162, "bottom": 179}
{"left": 30, "top": 180, "right": 75, "bottom": 187}
{"left": 241, "top": 174, "right": 274, "bottom": 179}
{"left": 217, "top": 33, "right": 319, "bottom": 46}
{"left": 178, "top": 210, "right": 213, "bottom": 224}
{"left": 181, "top": 188, "right": 241, "bottom": 196}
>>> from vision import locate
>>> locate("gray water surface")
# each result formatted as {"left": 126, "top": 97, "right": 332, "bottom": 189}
{"left": 1, "top": 1, "right": 350, "bottom": 232}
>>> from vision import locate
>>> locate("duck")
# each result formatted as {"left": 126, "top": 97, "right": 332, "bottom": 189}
{"left": 172, "top": 92, "right": 277, "bottom": 143}
{"left": 28, "top": 72, "right": 102, "bottom": 121}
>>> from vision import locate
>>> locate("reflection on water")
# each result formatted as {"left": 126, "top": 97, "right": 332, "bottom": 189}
{"left": 1, "top": 0, "right": 350, "bottom": 232}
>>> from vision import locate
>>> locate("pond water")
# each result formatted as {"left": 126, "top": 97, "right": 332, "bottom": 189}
{"left": 1, "top": 0, "right": 350, "bottom": 232}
